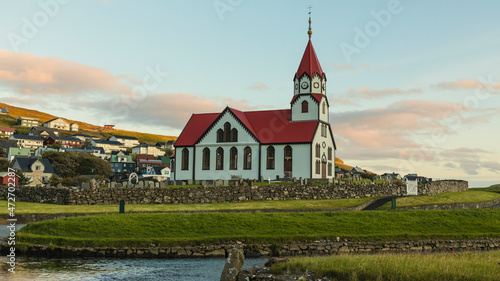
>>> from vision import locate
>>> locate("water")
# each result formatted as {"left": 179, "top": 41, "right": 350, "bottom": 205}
{"left": 0, "top": 256, "right": 266, "bottom": 280}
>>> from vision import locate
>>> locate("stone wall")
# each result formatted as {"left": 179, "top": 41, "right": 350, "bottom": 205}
{"left": 2, "top": 239, "right": 498, "bottom": 259}
{"left": 0, "top": 180, "right": 467, "bottom": 206}
{"left": 418, "top": 180, "right": 468, "bottom": 196}
{"left": 398, "top": 197, "right": 500, "bottom": 210}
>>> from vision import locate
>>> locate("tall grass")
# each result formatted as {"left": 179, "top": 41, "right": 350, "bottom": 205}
{"left": 271, "top": 251, "right": 500, "bottom": 281}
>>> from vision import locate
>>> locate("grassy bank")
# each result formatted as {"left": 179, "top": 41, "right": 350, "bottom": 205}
{"left": 271, "top": 251, "right": 500, "bottom": 281}
{"left": 0, "top": 198, "right": 373, "bottom": 215}
{"left": 17, "top": 209, "right": 500, "bottom": 247}
{"left": 379, "top": 191, "right": 499, "bottom": 210}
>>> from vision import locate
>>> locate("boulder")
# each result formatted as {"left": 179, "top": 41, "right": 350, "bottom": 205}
{"left": 220, "top": 248, "right": 245, "bottom": 281}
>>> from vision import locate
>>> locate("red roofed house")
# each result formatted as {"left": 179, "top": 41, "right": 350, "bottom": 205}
{"left": 173, "top": 30, "right": 336, "bottom": 181}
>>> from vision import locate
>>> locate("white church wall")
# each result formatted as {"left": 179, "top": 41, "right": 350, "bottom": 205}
{"left": 291, "top": 95, "right": 319, "bottom": 122}
{"left": 311, "top": 75, "right": 322, "bottom": 94}
{"left": 174, "top": 146, "right": 194, "bottom": 180}
{"left": 319, "top": 100, "right": 329, "bottom": 123}
{"left": 260, "top": 143, "right": 310, "bottom": 180}
{"left": 311, "top": 122, "right": 335, "bottom": 179}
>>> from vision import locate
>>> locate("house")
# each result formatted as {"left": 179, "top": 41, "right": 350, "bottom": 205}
{"left": 137, "top": 159, "right": 164, "bottom": 174}
{"left": 132, "top": 143, "right": 165, "bottom": 157}
{"left": 381, "top": 172, "right": 402, "bottom": 180}
{"left": 335, "top": 169, "right": 347, "bottom": 179}
{"left": 173, "top": 31, "right": 335, "bottom": 181}
{"left": 0, "top": 108, "right": 9, "bottom": 115}
{"left": 29, "top": 126, "right": 60, "bottom": 138}
{"left": 43, "top": 117, "right": 70, "bottom": 131}
{"left": 0, "top": 127, "right": 15, "bottom": 138}
{"left": 9, "top": 134, "right": 44, "bottom": 149}
{"left": 10, "top": 156, "right": 55, "bottom": 186}
{"left": 69, "top": 123, "right": 79, "bottom": 132}
{"left": 17, "top": 117, "right": 39, "bottom": 127}
{"left": 156, "top": 140, "right": 175, "bottom": 150}
{"left": 404, "top": 174, "right": 431, "bottom": 183}
{"left": 108, "top": 135, "right": 140, "bottom": 148}
{"left": 104, "top": 125, "right": 115, "bottom": 130}
{"left": 59, "top": 147, "right": 94, "bottom": 153}
{"left": 90, "top": 139, "right": 124, "bottom": 153}
{"left": 73, "top": 134, "right": 100, "bottom": 142}
{"left": 142, "top": 166, "right": 170, "bottom": 181}
{"left": 88, "top": 146, "right": 108, "bottom": 160}
{"left": 44, "top": 136, "right": 82, "bottom": 148}
{"left": 109, "top": 151, "right": 135, "bottom": 175}
{"left": 348, "top": 166, "right": 365, "bottom": 175}
{"left": 0, "top": 172, "right": 19, "bottom": 186}
{"left": 8, "top": 147, "right": 31, "bottom": 161}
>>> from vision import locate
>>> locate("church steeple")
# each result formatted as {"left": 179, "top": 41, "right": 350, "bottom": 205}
{"left": 291, "top": 9, "right": 329, "bottom": 123}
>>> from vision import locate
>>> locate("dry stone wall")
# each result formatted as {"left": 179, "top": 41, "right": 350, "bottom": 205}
{"left": 0, "top": 180, "right": 467, "bottom": 205}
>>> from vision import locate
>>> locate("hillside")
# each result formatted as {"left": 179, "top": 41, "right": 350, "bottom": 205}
{"left": 0, "top": 102, "right": 176, "bottom": 144}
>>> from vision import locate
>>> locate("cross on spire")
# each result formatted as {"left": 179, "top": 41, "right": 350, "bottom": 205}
{"left": 307, "top": 5, "right": 313, "bottom": 39}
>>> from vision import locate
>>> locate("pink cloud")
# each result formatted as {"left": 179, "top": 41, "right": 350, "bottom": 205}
{"left": 436, "top": 79, "right": 500, "bottom": 91}
{"left": 0, "top": 50, "right": 132, "bottom": 95}
{"left": 248, "top": 82, "right": 269, "bottom": 91}
{"left": 346, "top": 86, "right": 421, "bottom": 99}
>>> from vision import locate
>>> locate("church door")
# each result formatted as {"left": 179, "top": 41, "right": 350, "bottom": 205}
{"left": 321, "top": 162, "right": 326, "bottom": 179}
{"left": 284, "top": 146, "right": 292, "bottom": 178}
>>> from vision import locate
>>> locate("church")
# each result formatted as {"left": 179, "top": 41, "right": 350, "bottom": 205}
{"left": 172, "top": 21, "right": 336, "bottom": 181}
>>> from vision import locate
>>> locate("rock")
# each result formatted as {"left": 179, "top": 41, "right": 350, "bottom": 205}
{"left": 265, "top": 257, "right": 289, "bottom": 267}
{"left": 220, "top": 248, "right": 245, "bottom": 281}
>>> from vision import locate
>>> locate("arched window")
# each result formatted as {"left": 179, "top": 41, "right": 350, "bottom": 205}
{"left": 284, "top": 145, "right": 292, "bottom": 177}
{"left": 217, "top": 129, "right": 224, "bottom": 143}
{"left": 216, "top": 147, "right": 224, "bottom": 170}
{"left": 315, "top": 160, "right": 320, "bottom": 174}
{"left": 315, "top": 143, "right": 320, "bottom": 158}
{"left": 230, "top": 147, "right": 238, "bottom": 170}
{"left": 301, "top": 100, "right": 308, "bottom": 113}
{"left": 266, "top": 146, "right": 275, "bottom": 170}
{"left": 181, "top": 148, "right": 189, "bottom": 170}
{"left": 328, "top": 163, "right": 332, "bottom": 176}
{"left": 230, "top": 128, "right": 238, "bottom": 142}
{"left": 202, "top": 147, "right": 210, "bottom": 170}
{"left": 244, "top": 146, "right": 252, "bottom": 170}
{"left": 224, "top": 122, "right": 231, "bottom": 142}
{"left": 284, "top": 145, "right": 292, "bottom": 160}
{"left": 328, "top": 147, "right": 332, "bottom": 161}
{"left": 322, "top": 102, "right": 326, "bottom": 114}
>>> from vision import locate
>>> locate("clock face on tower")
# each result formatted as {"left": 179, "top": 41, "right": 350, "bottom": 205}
{"left": 313, "top": 82, "right": 319, "bottom": 88}
{"left": 301, "top": 82, "right": 309, "bottom": 89}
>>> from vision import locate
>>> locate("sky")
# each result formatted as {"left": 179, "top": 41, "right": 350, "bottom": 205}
{"left": 1, "top": 0, "right": 499, "bottom": 187}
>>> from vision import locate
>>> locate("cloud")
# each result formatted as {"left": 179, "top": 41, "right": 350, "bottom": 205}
{"left": 248, "top": 82, "right": 269, "bottom": 91}
{"left": 438, "top": 148, "right": 500, "bottom": 175}
{"left": 436, "top": 78, "right": 500, "bottom": 92}
{"left": 346, "top": 86, "right": 421, "bottom": 99}
{"left": 0, "top": 50, "right": 132, "bottom": 96}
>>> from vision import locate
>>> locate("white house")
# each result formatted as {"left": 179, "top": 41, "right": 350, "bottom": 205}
{"left": 43, "top": 117, "right": 70, "bottom": 131}
{"left": 9, "top": 134, "right": 44, "bottom": 149}
{"left": 108, "top": 135, "right": 140, "bottom": 148}
{"left": 132, "top": 143, "right": 165, "bottom": 157}
{"left": 173, "top": 34, "right": 335, "bottom": 181}
{"left": 91, "top": 139, "right": 124, "bottom": 153}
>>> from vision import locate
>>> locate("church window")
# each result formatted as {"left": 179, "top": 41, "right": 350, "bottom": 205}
{"left": 301, "top": 101, "right": 308, "bottom": 113}
{"left": 315, "top": 143, "right": 320, "bottom": 158}
{"left": 328, "top": 163, "right": 332, "bottom": 176}
{"left": 244, "top": 146, "right": 252, "bottom": 170}
{"left": 230, "top": 147, "right": 238, "bottom": 170}
{"left": 217, "top": 129, "right": 224, "bottom": 142}
{"left": 322, "top": 102, "right": 326, "bottom": 114}
{"left": 267, "top": 146, "right": 275, "bottom": 169}
{"left": 230, "top": 128, "right": 238, "bottom": 142}
{"left": 284, "top": 145, "right": 292, "bottom": 160}
{"left": 181, "top": 148, "right": 189, "bottom": 170}
{"left": 315, "top": 160, "right": 320, "bottom": 174}
{"left": 216, "top": 147, "right": 224, "bottom": 170}
{"left": 328, "top": 147, "right": 332, "bottom": 161}
{"left": 202, "top": 147, "right": 210, "bottom": 170}
{"left": 224, "top": 122, "right": 231, "bottom": 142}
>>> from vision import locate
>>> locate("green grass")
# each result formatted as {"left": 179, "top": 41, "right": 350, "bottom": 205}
{"left": 16, "top": 209, "right": 500, "bottom": 247}
{"left": 0, "top": 114, "right": 17, "bottom": 127}
{"left": 472, "top": 184, "right": 500, "bottom": 193}
{"left": 270, "top": 251, "right": 500, "bottom": 281}
{"left": 0, "top": 198, "right": 373, "bottom": 215}
{"left": 379, "top": 191, "right": 500, "bottom": 210}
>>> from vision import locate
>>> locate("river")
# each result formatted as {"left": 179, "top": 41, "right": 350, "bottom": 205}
{"left": 0, "top": 256, "right": 266, "bottom": 280}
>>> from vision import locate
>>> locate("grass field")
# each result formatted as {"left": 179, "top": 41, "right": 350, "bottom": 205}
{"left": 16, "top": 209, "right": 500, "bottom": 247}
{"left": 270, "top": 251, "right": 500, "bottom": 281}
{"left": 379, "top": 191, "right": 500, "bottom": 210}
{"left": 0, "top": 198, "right": 373, "bottom": 215}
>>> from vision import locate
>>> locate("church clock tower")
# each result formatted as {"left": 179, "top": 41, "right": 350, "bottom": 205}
{"left": 291, "top": 12, "right": 329, "bottom": 123}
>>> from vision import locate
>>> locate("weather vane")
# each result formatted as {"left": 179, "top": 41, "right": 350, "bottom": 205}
{"left": 308, "top": 5, "right": 313, "bottom": 39}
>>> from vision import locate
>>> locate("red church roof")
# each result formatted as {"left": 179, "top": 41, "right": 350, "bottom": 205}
{"left": 295, "top": 39, "right": 325, "bottom": 79}
{"left": 175, "top": 108, "right": 319, "bottom": 146}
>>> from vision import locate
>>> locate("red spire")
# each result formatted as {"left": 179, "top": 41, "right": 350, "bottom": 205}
{"left": 295, "top": 39, "right": 325, "bottom": 79}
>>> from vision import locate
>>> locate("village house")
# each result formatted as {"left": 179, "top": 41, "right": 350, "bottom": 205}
{"left": 0, "top": 127, "right": 15, "bottom": 138}
{"left": 109, "top": 151, "right": 135, "bottom": 175}
{"left": 381, "top": 172, "right": 402, "bottom": 180}
{"left": 137, "top": 159, "right": 165, "bottom": 174}
{"left": 0, "top": 108, "right": 9, "bottom": 115}
{"left": 29, "top": 126, "right": 60, "bottom": 139}
{"left": 90, "top": 139, "right": 124, "bottom": 153}
{"left": 156, "top": 140, "right": 174, "bottom": 150}
{"left": 9, "top": 134, "right": 44, "bottom": 149}
{"left": 43, "top": 117, "right": 70, "bottom": 131}
{"left": 7, "top": 147, "right": 31, "bottom": 161}
{"left": 44, "top": 136, "right": 82, "bottom": 148}
{"left": 173, "top": 33, "right": 336, "bottom": 181}
{"left": 88, "top": 146, "right": 108, "bottom": 160}
{"left": 132, "top": 143, "right": 165, "bottom": 157}
{"left": 17, "top": 117, "right": 39, "bottom": 127}
{"left": 73, "top": 134, "right": 100, "bottom": 142}
{"left": 0, "top": 172, "right": 19, "bottom": 186}
{"left": 108, "top": 135, "right": 140, "bottom": 148}
{"left": 103, "top": 124, "right": 115, "bottom": 130}
{"left": 69, "top": 123, "right": 79, "bottom": 132}
{"left": 10, "top": 156, "right": 55, "bottom": 186}
{"left": 142, "top": 166, "right": 170, "bottom": 181}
